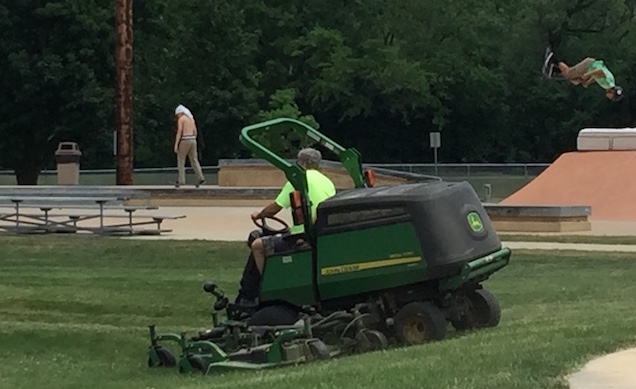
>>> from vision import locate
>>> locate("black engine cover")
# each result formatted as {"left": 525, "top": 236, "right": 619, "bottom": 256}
{"left": 315, "top": 181, "right": 501, "bottom": 279}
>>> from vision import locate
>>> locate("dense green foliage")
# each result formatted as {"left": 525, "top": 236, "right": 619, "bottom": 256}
{"left": 1, "top": 0, "right": 635, "bottom": 183}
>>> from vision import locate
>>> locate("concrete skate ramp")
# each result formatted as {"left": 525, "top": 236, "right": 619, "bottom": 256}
{"left": 501, "top": 151, "right": 636, "bottom": 221}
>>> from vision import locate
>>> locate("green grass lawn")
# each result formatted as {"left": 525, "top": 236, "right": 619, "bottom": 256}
{"left": 1, "top": 235, "right": 635, "bottom": 389}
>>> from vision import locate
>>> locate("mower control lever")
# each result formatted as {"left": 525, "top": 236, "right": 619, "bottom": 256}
{"left": 203, "top": 281, "right": 230, "bottom": 312}
{"left": 203, "top": 281, "right": 216, "bottom": 293}
{"left": 203, "top": 281, "right": 224, "bottom": 298}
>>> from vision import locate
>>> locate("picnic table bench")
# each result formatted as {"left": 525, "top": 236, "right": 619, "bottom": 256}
{"left": 0, "top": 196, "right": 184, "bottom": 236}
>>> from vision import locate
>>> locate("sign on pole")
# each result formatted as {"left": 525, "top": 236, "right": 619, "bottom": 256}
{"left": 429, "top": 132, "right": 441, "bottom": 148}
{"left": 429, "top": 132, "right": 441, "bottom": 175}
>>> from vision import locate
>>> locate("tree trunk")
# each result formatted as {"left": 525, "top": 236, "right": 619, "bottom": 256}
{"left": 14, "top": 163, "right": 41, "bottom": 185}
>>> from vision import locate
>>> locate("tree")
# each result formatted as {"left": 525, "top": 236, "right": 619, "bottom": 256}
{"left": 0, "top": 1, "right": 114, "bottom": 184}
{"left": 252, "top": 88, "right": 319, "bottom": 158}
{"left": 135, "top": 0, "right": 263, "bottom": 166}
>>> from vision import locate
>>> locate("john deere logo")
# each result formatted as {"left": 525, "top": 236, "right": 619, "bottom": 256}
{"left": 467, "top": 212, "right": 484, "bottom": 232}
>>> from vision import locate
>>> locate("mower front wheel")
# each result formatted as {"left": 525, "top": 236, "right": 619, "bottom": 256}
{"left": 354, "top": 329, "right": 389, "bottom": 353}
{"left": 148, "top": 346, "right": 176, "bottom": 368}
{"left": 452, "top": 288, "right": 501, "bottom": 331}
{"left": 179, "top": 355, "right": 208, "bottom": 374}
{"left": 393, "top": 302, "right": 447, "bottom": 345}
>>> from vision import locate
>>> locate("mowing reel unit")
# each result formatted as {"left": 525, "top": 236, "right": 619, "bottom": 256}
{"left": 147, "top": 282, "right": 389, "bottom": 375}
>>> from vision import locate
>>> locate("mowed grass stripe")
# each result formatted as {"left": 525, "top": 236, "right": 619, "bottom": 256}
{"left": 0, "top": 235, "right": 635, "bottom": 389}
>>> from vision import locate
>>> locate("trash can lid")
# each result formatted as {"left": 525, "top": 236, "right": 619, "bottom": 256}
{"left": 55, "top": 142, "right": 81, "bottom": 156}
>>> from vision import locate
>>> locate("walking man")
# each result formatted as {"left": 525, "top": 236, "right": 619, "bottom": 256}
{"left": 174, "top": 104, "right": 205, "bottom": 188}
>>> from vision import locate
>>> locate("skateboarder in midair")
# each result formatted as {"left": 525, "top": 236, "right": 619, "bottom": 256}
{"left": 542, "top": 47, "right": 624, "bottom": 102}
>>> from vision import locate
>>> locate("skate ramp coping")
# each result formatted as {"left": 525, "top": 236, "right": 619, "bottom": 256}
{"left": 577, "top": 128, "right": 636, "bottom": 151}
{"left": 217, "top": 159, "right": 440, "bottom": 189}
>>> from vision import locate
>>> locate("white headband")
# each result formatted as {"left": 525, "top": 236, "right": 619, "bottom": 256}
{"left": 175, "top": 104, "right": 194, "bottom": 119}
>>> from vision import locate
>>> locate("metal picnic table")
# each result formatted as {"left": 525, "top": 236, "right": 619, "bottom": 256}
{"left": 0, "top": 196, "right": 184, "bottom": 236}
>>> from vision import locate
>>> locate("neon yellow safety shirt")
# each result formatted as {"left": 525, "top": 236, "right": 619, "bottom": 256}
{"left": 274, "top": 169, "right": 336, "bottom": 234}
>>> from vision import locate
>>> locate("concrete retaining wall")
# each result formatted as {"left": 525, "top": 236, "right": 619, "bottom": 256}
{"left": 218, "top": 165, "right": 407, "bottom": 188}
{"left": 216, "top": 159, "right": 441, "bottom": 188}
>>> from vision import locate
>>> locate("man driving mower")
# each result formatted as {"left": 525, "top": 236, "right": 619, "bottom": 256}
{"left": 236, "top": 147, "right": 336, "bottom": 306}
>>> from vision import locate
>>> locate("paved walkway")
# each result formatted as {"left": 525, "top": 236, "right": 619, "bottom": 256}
{"left": 567, "top": 348, "right": 636, "bottom": 389}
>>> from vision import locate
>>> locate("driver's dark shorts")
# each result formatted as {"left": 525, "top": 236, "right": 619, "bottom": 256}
{"left": 261, "top": 234, "right": 300, "bottom": 256}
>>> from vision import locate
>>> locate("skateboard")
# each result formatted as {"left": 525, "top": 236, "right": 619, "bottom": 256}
{"left": 542, "top": 47, "right": 555, "bottom": 79}
{"left": 542, "top": 47, "right": 566, "bottom": 80}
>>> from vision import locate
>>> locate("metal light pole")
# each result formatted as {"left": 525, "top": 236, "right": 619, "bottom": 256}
{"left": 115, "top": 0, "right": 133, "bottom": 185}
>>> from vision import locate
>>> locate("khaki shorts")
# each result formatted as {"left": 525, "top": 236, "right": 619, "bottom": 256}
{"left": 566, "top": 57, "right": 595, "bottom": 80}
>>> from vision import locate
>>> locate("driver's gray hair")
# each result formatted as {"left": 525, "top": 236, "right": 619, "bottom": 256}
{"left": 297, "top": 148, "right": 322, "bottom": 169}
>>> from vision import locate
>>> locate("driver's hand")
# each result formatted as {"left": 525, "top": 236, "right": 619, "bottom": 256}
{"left": 251, "top": 212, "right": 260, "bottom": 221}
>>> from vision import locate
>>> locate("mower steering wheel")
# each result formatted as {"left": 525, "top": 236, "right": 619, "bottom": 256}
{"left": 253, "top": 215, "right": 290, "bottom": 235}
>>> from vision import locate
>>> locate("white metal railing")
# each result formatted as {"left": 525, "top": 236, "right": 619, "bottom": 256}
{"left": 366, "top": 163, "right": 550, "bottom": 177}
{"left": 0, "top": 163, "right": 550, "bottom": 178}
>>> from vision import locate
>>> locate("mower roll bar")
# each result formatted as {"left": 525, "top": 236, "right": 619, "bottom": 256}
{"left": 239, "top": 118, "right": 368, "bottom": 190}
{"left": 239, "top": 118, "right": 371, "bottom": 241}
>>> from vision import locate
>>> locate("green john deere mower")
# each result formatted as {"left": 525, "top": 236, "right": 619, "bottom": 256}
{"left": 147, "top": 118, "right": 512, "bottom": 375}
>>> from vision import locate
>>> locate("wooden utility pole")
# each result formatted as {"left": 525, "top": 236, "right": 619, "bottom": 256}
{"left": 115, "top": 0, "right": 133, "bottom": 185}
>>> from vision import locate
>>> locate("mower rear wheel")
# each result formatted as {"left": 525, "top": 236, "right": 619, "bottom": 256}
{"left": 452, "top": 288, "right": 501, "bottom": 331}
{"left": 393, "top": 302, "right": 447, "bottom": 345}
{"left": 148, "top": 346, "right": 176, "bottom": 368}
{"left": 247, "top": 305, "right": 299, "bottom": 326}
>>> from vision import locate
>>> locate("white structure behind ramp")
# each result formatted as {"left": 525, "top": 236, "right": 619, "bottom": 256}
{"left": 577, "top": 128, "right": 636, "bottom": 151}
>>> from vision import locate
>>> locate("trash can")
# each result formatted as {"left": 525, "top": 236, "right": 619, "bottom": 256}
{"left": 55, "top": 142, "right": 82, "bottom": 185}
